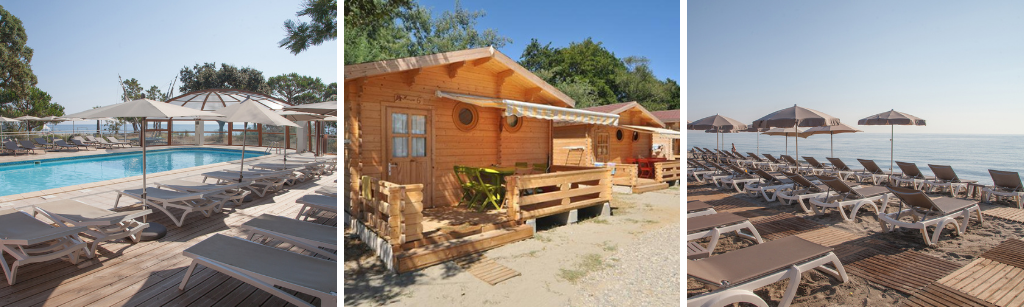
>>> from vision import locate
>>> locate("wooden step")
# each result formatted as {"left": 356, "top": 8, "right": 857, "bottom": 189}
{"left": 631, "top": 182, "right": 668, "bottom": 193}
{"left": 395, "top": 224, "right": 534, "bottom": 273}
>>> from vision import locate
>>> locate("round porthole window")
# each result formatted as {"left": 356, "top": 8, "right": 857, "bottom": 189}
{"left": 616, "top": 129, "right": 624, "bottom": 141}
{"left": 453, "top": 103, "right": 479, "bottom": 131}
{"left": 502, "top": 115, "right": 523, "bottom": 132}
{"left": 632, "top": 131, "right": 639, "bottom": 141}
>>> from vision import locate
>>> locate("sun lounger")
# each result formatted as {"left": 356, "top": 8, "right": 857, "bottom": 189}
{"left": 687, "top": 212, "right": 763, "bottom": 260}
{"left": 241, "top": 214, "right": 337, "bottom": 260}
{"left": 0, "top": 207, "right": 91, "bottom": 285}
{"left": 762, "top": 154, "right": 792, "bottom": 172}
{"left": 105, "top": 136, "right": 132, "bottom": 147}
{"left": 72, "top": 136, "right": 101, "bottom": 149}
{"left": 201, "top": 170, "right": 292, "bottom": 197}
{"left": 880, "top": 186, "right": 985, "bottom": 246}
{"left": 856, "top": 159, "right": 901, "bottom": 185}
{"left": 250, "top": 163, "right": 317, "bottom": 181}
{"left": 18, "top": 140, "right": 44, "bottom": 154}
{"left": 155, "top": 179, "right": 252, "bottom": 210}
{"left": 802, "top": 157, "right": 831, "bottom": 175}
{"left": 809, "top": 175, "right": 890, "bottom": 222}
{"left": 745, "top": 152, "right": 774, "bottom": 170}
{"left": 742, "top": 169, "right": 795, "bottom": 202}
{"left": 722, "top": 164, "right": 762, "bottom": 193}
{"left": 115, "top": 188, "right": 216, "bottom": 227}
{"left": 983, "top": 170, "right": 1024, "bottom": 208}
{"left": 704, "top": 162, "right": 739, "bottom": 188}
{"left": 295, "top": 195, "right": 337, "bottom": 221}
{"left": 316, "top": 186, "right": 337, "bottom": 197}
{"left": 64, "top": 139, "right": 92, "bottom": 150}
{"left": 2, "top": 141, "right": 28, "bottom": 156}
{"left": 687, "top": 200, "right": 717, "bottom": 218}
{"left": 33, "top": 137, "right": 54, "bottom": 150}
{"left": 823, "top": 157, "right": 863, "bottom": 181}
{"left": 780, "top": 155, "right": 813, "bottom": 174}
{"left": 687, "top": 236, "right": 848, "bottom": 307}
{"left": 689, "top": 161, "right": 718, "bottom": 183}
{"left": 32, "top": 199, "right": 151, "bottom": 256}
{"left": 179, "top": 234, "right": 337, "bottom": 307}
{"left": 778, "top": 171, "right": 834, "bottom": 213}
{"left": 893, "top": 161, "right": 935, "bottom": 190}
{"left": 922, "top": 164, "right": 977, "bottom": 197}
{"left": 86, "top": 136, "right": 117, "bottom": 149}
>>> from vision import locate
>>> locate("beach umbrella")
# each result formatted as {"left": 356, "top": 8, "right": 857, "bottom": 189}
{"left": 803, "top": 123, "right": 862, "bottom": 158}
{"left": 275, "top": 110, "right": 328, "bottom": 156}
{"left": 752, "top": 104, "right": 840, "bottom": 162}
{"left": 64, "top": 98, "right": 223, "bottom": 239}
{"left": 704, "top": 127, "right": 739, "bottom": 155}
{"left": 858, "top": 109, "right": 926, "bottom": 173}
{"left": 282, "top": 100, "right": 337, "bottom": 116}
{"left": 743, "top": 126, "right": 769, "bottom": 156}
{"left": 689, "top": 114, "right": 748, "bottom": 152}
{"left": 0, "top": 117, "right": 19, "bottom": 141}
{"left": 761, "top": 127, "right": 810, "bottom": 156}
{"left": 212, "top": 99, "right": 299, "bottom": 182}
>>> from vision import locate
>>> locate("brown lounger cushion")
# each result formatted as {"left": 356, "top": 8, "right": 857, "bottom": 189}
{"left": 688, "top": 236, "right": 833, "bottom": 286}
{"left": 930, "top": 197, "right": 979, "bottom": 215}
{"left": 687, "top": 212, "right": 748, "bottom": 233}
{"left": 853, "top": 186, "right": 891, "bottom": 198}
{"left": 687, "top": 201, "right": 712, "bottom": 213}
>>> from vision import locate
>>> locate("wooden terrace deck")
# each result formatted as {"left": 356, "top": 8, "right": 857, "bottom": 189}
{"left": 0, "top": 152, "right": 337, "bottom": 306}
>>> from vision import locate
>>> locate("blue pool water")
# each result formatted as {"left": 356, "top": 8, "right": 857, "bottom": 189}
{"left": 0, "top": 148, "right": 267, "bottom": 197}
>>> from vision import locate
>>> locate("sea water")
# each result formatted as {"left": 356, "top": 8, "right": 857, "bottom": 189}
{"left": 687, "top": 131, "right": 1024, "bottom": 185}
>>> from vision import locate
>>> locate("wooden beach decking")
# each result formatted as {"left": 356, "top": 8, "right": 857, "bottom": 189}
{"left": 0, "top": 148, "right": 337, "bottom": 307}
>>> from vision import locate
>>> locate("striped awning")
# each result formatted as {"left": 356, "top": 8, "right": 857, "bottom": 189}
{"left": 621, "top": 125, "right": 681, "bottom": 139}
{"left": 436, "top": 91, "right": 619, "bottom": 126}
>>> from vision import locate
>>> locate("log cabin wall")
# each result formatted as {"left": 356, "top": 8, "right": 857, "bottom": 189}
{"left": 552, "top": 124, "right": 592, "bottom": 166}
{"left": 346, "top": 59, "right": 556, "bottom": 208}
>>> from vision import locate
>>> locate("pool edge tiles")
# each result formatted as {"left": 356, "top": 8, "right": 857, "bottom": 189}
{"left": 0, "top": 147, "right": 270, "bottom": 167}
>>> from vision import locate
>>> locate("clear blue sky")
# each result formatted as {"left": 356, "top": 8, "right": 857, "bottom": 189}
{"left": 416, "top": 0, "right": 681, "bottom": 82}
{"left": 2, "top": 0, "right": 337, "bottom": 124}
{"left": 688, "top": 1, "right": 1024, "bottom": 134}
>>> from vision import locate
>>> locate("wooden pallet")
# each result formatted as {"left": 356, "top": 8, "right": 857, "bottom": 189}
{"left": 794, "top": 227, "right": 866, "bottom": 247}
{"left": 937, "top": 258, "right": 1024, "bottom": 306}
{"left": 980, "top": 239, "right": 1024, "bottom": 269}
{"left": 981, "top": 207, "right": 1024, "bottom": 224}
{"left": 901, "top": 282, "right": 998, "bottom": 307}
{"left": 454, "top": 255, "right": 521, "bottom": 285}
{"left": 750, "top": 212, "right": 826, "bottom": 241}
{"left": 845, "top": 250, "right": 961, "bottom": 295}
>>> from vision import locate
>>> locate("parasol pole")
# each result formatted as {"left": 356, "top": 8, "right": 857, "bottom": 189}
{"left": 239, "top": 122, "right": 248, "bottom": 183}
{"left": 890, "top": 124, "right": 894, "bottom": 173}
{"left": 830, "top": 132, "right": 834, "bottom": 158}
{"left": 756, "top": 132, "right": 759, "bottom": 156}
{"left": 794, "top": 123, "right": 799, "bottom": 162}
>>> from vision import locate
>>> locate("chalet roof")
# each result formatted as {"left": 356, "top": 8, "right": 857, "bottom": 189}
{"left": 344, "top": 47, "right": 575, "bottom": 108}
{"left": 581, "top": 101, "right": 664, "bottom": 128}
{"left": 651, "top": 110, "right": 681, "bottom": 123}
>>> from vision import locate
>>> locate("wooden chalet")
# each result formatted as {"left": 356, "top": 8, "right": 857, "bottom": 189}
{"left": 651, "top": 109, "right": 682, "bottom": 159}
{"left": 344, "top": 47, "right": 617, "bottom": 273}
{"left": 553, "top": 102, "right": 681, "bottom": 193}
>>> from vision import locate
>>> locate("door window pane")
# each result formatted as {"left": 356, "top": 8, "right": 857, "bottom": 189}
{"left": 392, "top": 137, "right": 408, "bottom": 157}
{"left": 411, "top": 115, "right": 426, "bottom": 134}
{"left": 412, "top": 137, "right": 426, "bottom": 157}
{"left": 392, "top": 113, "right": 407, "bottom": 134}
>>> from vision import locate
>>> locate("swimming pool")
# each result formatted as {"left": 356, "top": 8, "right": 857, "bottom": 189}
{"left": 0, "top": 148, "right": 268, "bottom": 197}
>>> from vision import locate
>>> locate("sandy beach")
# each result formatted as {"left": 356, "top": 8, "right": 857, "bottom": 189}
{"left": 686, "top": 176, "right": 1024, "bottom": 306}
{"left": 345, "top": 187, "right": 681, "bottom": 307}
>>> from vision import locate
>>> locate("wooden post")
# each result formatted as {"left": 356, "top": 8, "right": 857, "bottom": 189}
{"left": 506, "top": 176, "right": 520, "bottom": 222}
{"left": 388, "top": 186, "right": 404, "bottom": 246}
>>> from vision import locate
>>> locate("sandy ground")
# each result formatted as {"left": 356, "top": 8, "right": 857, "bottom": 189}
{"left": 686, "top": 179, "right": 1024, "bottom": 306}
{"left": 345, "top": 186, "right": 681, "bottom": 306}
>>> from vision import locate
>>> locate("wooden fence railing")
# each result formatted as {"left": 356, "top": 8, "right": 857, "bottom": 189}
{"left": 504, "top": 166, "right": 612, "bottom": 222}
{"left": 653, "top": 161, "right": 682, "bottom": 183}
{"left": 611, "top": 164, "right": 638, "bottom": 186}
{"left": 352, "top": 176, "right": 425, "bottom": 248}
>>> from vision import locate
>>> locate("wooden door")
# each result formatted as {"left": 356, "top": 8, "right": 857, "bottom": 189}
{"left": 594, "top": 130, "right": 609, "bottom": 163}
{"left": 385, "top": 107, "right": 432, "bottom": 205}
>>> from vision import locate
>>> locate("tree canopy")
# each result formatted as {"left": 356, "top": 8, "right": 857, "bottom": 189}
{"left": 177, "top": 63, "right": 271, "bottom": 94}
{"left": 0, "top": 87, "right": 65, "bottom": 131}
{"left": 280, "top": 0, "right": 338, "bottom": 55}
{"left": 344, "top": 0, "right": 511, "bottom": 65}
{"left": 520, "top": 38, "right": 680, "bottom": 111}
{"left": 267, "top": 73, "right": 330, "bottom": 104}
{"left": 0, "top": 5, "right": 38, "bottom": 101}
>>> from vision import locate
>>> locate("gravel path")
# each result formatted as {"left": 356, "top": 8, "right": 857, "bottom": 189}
{"left": 580, "top": 224, "right": 681, "bottom": 307}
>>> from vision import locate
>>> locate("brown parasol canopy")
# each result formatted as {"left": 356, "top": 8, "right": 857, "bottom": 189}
{"left": 803, "top": 123, "right": 862, "bottom": 158}
{"left": 858, "top": 109, "right": 926, "bottom": 173}
{"left": 689, "top": 114, "right": 748, "bottom": 152}
{"left": 752, "top": 105, "right": 840, "bottom": 160}
{"left": 761, "top": 127, "right": 810, "bottom": 156}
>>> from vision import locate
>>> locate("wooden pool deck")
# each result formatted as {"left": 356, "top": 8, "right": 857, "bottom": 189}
{"left": 0, "top": 148, "right": 337, "bottom": 307}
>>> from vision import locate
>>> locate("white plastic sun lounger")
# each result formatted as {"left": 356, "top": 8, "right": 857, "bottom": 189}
{"left": 808, "top": 175, "right": 890, "bottom": 222}
{"left": 32, "top": 199, "right": 151, "bottom": 256}
{"left": 880, "top": 186, "right": 985, "bottom": 246}
{"left": 687, "top": 212, "right": 763, "bottom": 259}
{"left": 201, "top": 170, "right": 292, "bottom": 197}
{"left": 295, "top": 195, "right": 338, "bottom": 221}
{"left": 180, "top": 234, "right": 337, "bottom": 307}
{"left": 687, "top": 201, "right": 717, "bottom": 218}
{"left": 316, "top": 186, "right": 337, "bottom": 197}
{"left": 241, "top": 214, "right": 338, "bottom": 260}
{"left": 155, "top": 179, "right": 252, "bottom": 210}
{"left": 115, "top": 188, "right": 214, "bottom": 227}
{"left": 250, "top": 163, "right": 315, "bottom": 181}
{"left": 0, "top": 207, "right": 91, "bottom": 285}
{"left": 688, "top": 236, "right": 848, "bottom": 307}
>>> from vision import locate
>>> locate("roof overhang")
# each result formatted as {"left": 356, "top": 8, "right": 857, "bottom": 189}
{"left": 437, "top": 91, "right": 618, "bottom": 126}
{"left": 621, "top": 125, "right": 681, "bottom": 139}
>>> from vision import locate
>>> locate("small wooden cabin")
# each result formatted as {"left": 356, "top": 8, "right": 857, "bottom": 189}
{"left": 344, "top": 47, "right": 616, "bottom": 272}
{"left": 553, "top": 102, "right": 681, "bottom": 193}
{"left": 651, "top": 109, "right": 682, "bottom": 159}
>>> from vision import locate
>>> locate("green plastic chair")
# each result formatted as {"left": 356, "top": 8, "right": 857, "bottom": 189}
{"left": 453, "top": 166, "right": 481, "bottom": 207}
{"left": 475, "top": 168, "right": 505, "bottom": 210}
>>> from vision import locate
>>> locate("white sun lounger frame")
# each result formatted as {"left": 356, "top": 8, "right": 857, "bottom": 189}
{"left": 115, "top": 188, "right": 214, "bottom": 227}
{"left": 687, "top": 251, "right": 848, "bottom": 307}
{"left": 32, "top": 200, "right": 151, "bottom": 256}
{"left": 878, "top": 193, "right": 985, "bottom": 246}
{"left": 0, "top": 206, "right": 91, "bottom": 285}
